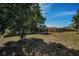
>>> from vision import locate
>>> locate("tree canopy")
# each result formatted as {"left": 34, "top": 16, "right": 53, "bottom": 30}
{"left": 0, "top": 3, "right": 46, "bottom": 38}
{"left": 72, "top": 10, "right": 79, "bottom": 33}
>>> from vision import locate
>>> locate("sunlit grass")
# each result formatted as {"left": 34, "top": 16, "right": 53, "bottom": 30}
{"left": 26, "top": 32, "right": 79, "bottom": 50}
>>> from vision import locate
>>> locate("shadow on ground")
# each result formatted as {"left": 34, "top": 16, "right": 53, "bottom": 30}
{"left": 0, "top": 38, "right": 79, "bottom": 56}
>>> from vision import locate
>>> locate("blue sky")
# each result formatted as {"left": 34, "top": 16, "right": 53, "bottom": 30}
{"left": 39, "top": 3, "right": 79, "bottom": 28}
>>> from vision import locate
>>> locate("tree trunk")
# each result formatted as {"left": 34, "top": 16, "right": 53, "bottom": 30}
{"left": 75, "top": 29, "right": 79, "bottom": 34}
{"left": 20, "top": 28, "right": 25, "bottom": 39}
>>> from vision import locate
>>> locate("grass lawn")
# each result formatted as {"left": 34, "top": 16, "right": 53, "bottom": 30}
{"left": 26, "top": 31, "right": 79, "bottom": 50}
{"left": 0, "top": 31, "right": 79, "bottom": 50}
{"left": 50, "top": 32, "right": 79, "bottom": 50}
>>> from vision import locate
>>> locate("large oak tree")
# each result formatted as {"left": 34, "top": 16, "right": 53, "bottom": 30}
{"left": 0, "top": 3, "right": 45, "bottom": 38}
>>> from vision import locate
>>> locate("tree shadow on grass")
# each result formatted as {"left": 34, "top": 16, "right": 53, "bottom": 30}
{"left": 0, "top": 38, "right": 79, "bottom": 56}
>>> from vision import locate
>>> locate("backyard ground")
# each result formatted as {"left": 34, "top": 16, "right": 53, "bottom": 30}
{"left": 0, "top": 31, "right": 79, "bottom": 50}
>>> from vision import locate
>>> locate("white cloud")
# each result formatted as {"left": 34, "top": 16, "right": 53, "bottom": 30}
{"left": 46, "top": 24, "right": 63, "bottom": 28}
{"left": 39, "top": 4, "right": 76, "bottom": 18}
{"left": 39, "top": 3, "right": 51, "bottom": 10}
{"left": 39, "top": 3, "right": 54, "bottom": 14}
{"left": 46, "top": 24, "right": 52, "bottom": 27}
{"left": 52, "top": 11, "right": 76, "bottom": 18}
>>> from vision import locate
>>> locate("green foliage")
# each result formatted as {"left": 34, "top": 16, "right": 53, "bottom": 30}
{"left": 72, "top": 10, "right": 79, "bottom": 33}
{"left": 0, "top": 3, "right": 45, "bottom": 38}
